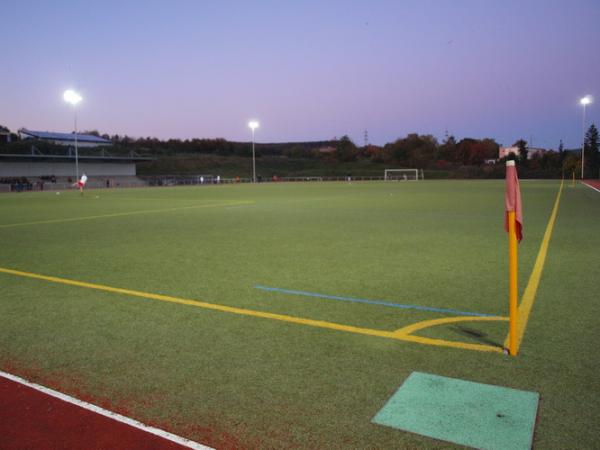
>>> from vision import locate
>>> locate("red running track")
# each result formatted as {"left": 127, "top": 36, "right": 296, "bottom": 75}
{"left": 0, "top": 375, "right": 198, "bottom": 450}
{"left": 583, "top": 180, "right": 600, "bottom": 191}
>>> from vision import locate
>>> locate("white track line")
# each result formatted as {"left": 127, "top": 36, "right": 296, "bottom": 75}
{"left": 0, "top": 370, "right": 212, "bottom": 450}
{"left": 582, "top": 181, "right": 600, "bottom": 193}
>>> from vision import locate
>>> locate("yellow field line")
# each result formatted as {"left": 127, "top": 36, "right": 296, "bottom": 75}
{"left": 395, "top": 315, "right": 508, "bottom": 336}
{"left": 394, "top": 316, "right": 508, "bottom": 353}
{"left": 503, "top": 180, "right": 564, "bottom": 352}
{"left": 399, "top": 334, "right": 504, "bottom": 353}
{"left": 0, "top": 201, "right": 254, "bottom": 228}
{"left": 0, "top": 267, "right": 504, "bottom": 353}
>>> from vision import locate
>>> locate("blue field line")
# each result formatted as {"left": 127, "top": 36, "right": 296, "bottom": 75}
{"left": 254, "top": 285, "right": 497, "bottom": 317}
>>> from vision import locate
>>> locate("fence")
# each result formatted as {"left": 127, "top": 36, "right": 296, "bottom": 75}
{"left": 1, "top": 174, "right": 423, "bottom": 192}
{"left": 141, "top": 175, "right": 390, "bottom": 186}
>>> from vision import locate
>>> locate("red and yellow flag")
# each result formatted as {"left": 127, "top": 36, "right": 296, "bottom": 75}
{"left": 505, "top": 160, "right": 523, "bottom": 242}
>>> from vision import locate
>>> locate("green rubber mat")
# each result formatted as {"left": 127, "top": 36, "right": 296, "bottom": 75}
{"left": 372, "top": 372, "right": 539, "bottom": 450}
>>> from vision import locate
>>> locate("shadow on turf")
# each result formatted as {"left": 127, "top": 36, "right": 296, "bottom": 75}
{"left": 451, "top": 326, "right": 504, "bottom": 349}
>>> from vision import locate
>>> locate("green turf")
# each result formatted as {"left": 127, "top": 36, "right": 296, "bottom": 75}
{"left": 372, "top": 372, "right": 539, "bottom": 450}
{"left": 0, "top": 180, "right": 598, "bottom": 448}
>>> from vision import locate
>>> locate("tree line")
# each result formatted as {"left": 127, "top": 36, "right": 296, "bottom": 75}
{"left": 1, "top": 124, "right": 598, "bottom": 178}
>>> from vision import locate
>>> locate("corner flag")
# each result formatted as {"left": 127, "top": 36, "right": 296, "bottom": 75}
{"left": 505, "top": 160, "right": 522, "bottom": 356}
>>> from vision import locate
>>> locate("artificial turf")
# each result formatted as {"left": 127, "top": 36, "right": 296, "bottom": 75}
{"left": 0, "top": 180, "right": 598, "bottom": 448}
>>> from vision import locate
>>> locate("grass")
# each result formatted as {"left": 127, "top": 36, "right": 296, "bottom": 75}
{"left": 0, "top": 180, "right": 598, "bottom": 448}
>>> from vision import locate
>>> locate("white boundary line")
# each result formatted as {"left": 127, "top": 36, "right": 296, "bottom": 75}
{"left": 0, "top": 370, "right": 212, "bottom": 450}
{"left": 582, "top": 181, "right": 600, "bottom": 193}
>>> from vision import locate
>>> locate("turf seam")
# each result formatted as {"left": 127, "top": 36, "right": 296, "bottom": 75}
{"left": 255, "top": 284, "right": 497, "bottom": 317}
{"left": 0, "top": 200, "right": 254, "bottom": 228}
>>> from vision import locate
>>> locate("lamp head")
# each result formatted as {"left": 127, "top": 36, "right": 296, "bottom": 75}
{"left": 580, "top": 96, "right": 592, "bottom": 106}
{"left": 63, "top": 89, "right": 82, "bottom": 105}
{"left": 248, "top": 120, "right": 259, "bottom": 130}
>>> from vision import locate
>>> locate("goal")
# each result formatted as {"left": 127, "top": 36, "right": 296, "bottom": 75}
{"left": 384, "top": 169, "right": 422, "bottom": 181}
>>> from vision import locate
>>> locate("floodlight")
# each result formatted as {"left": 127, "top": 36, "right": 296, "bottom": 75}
{"left": 248, "top": 120, "right": 259, "bottom": 130}
{"left": 580, "top": 96, "right": 592, "bottom": 106}
{"left": 63, "top": 89, "right": 82, "bottom": 105}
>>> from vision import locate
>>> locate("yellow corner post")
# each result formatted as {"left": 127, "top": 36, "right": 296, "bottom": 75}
{"left": 508, "top": 210, "right": 518, "bottom": 356}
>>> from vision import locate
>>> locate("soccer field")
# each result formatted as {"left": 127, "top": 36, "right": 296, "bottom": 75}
{"left": 1, "top": 180, "right": 599, "bottom": 448}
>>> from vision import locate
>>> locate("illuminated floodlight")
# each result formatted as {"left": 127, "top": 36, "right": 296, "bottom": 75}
{"left": 580, "top": 95, "right": 593, "bottom": 179}
{"left": 63, "top": 89, "right": 82, "bottom": 105}
{"left": 248, "top": 120, "right": 259, "bottom": 130}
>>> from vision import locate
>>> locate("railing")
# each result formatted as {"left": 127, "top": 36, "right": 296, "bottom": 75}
{"left": 140, "top": 175, "right": 391, "bottom": 186}
{"left": 1, "top": 174, "right": 424, "bottom": 193}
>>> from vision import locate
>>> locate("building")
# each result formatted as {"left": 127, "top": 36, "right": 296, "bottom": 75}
{"left": 499, "top": 146, "right": 520, "bottom": 159}
{"left": 527, "top": 147, "right": 548, "bottom": 159}
{"left": 318, "top": 146, "right": 336, "bottom": 154}
{"left": 0, "top": 129, "right": 11, "bottom": 144}
{"left": 1, "top": 130, "right": 154, "bottom": 179}
{"left": 499, "top": 146, "right": 548, "bottom": 160}
{"left": 19, "top": 129, "right": 112, "bottom": 148}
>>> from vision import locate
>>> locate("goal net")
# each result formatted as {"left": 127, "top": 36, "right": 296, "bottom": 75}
{"left": 384, "top": 169, "right": 421, "bottom": 181}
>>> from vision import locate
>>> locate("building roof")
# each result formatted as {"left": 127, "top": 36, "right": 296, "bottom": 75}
{"left": 20, "top": 129, "right": 111, "bottom": 145}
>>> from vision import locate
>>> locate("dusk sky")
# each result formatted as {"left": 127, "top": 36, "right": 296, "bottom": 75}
{"left": 2, "top": 0, "right": 599, "bottom": 148}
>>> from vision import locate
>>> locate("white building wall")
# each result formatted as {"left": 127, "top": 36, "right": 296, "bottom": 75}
{"left": 0, "top": 161, "right": 136, "bottom": 177}
{"left": 50, "top": 140, "right": 105, "bottom": 148}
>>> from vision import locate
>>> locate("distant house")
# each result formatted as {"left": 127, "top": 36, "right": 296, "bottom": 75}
{"left": 499, "top": 146, "right": 520, "bottom": 159}
{"left": 19, "top": 129, "right": 112, "bottom": 148}
{"left": 499, "top": 146, "right": 548, "bottom": 160}
{"left": 318, "top": 146, "right": 336, "bottom": 154}
{"left": 527, "top": 147, "right": 548, "bottom": 159}
{"left": 0, "top": 129, "right": 11, "bottom": 143}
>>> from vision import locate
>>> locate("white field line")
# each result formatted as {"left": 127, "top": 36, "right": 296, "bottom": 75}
{"left": 582, "top": 181, "right": 600, "bottom": 193}
{"left": 0, "top": 370, "right": 213, "bottom": 450}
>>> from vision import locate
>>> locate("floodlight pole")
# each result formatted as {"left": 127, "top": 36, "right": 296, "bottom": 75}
{"left": 252, "top": 126, "right": 256, "bottom": 183}
{"left": 64, "top": 90, "right": 82, "bottom": 181}
{"left": 248, "top": 121, "right": 259, "bottom": 183}
{"left": 580, "top": 96, "right": 593, "bottom": 180}
{"left": 74, "top": 108, "right": 79, "bottom": 181}
{"left": 581, "top": 101, "right": 587, "bottom": 180}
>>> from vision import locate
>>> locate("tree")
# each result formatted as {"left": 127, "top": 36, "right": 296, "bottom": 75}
{"left": 584, "top": 124, "right": 599, "bottom": 178}
{"left": 385, "top": 134, "right": 437, "bottom": 167}
{"left": 438, "top": 135, "right": 457, "bottom": 162}
{"left": 384, "top": 138, "right": 407, "bottom": 163}
{"left": 456, "top": 138, "right": 477, "bottom": 164}
{"left": 334, "top": 136, "right": 358, "bottom": 162}
{"left": 563, "top": 152, "right": 580, "bottom": 178}
{"left": 557, "top": 139, "right": 566, "bottom": 172}
{"left": 513, "top": 139, "right": 528, "bottom": 163}
{"left": 405, "top": 134, "right": 437, "bottom": 167}
{"left": 465, "top": 139, "right": 498, "bottom": 165}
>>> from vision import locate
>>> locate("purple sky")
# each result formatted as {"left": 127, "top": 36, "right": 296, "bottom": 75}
{"left": 2, "top": 0, "right": 599, "bottom": 148}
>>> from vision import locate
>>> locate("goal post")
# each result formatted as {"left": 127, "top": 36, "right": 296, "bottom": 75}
{"left": 384, "top": 169, "right": 420, "bottom": 181}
